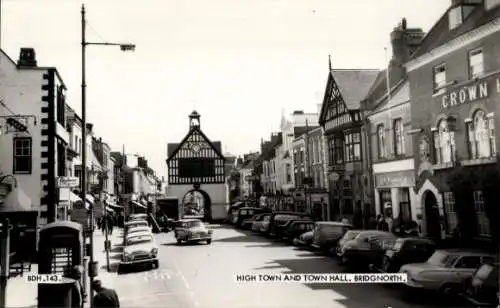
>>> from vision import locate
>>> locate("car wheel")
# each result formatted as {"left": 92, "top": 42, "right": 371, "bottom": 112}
{"left": 176, "top": 239, "right": 182, "bottom": 245}
{"left": 440, "top": 283, "right": 457, "bottom": 296}
{"left": 206, "top": 239, "right": 212, "bottom": 244}
{"left": 339, "top": 255, "right": 348, "bottom": 265}
{"left": 382, "top": 256, "right": 391, "bottom": 272}
{"left": 153, "top": 260, "right": 159, "bottom": 268}
{"left": 117, "top": 264, "right": 124, "bottom": 274}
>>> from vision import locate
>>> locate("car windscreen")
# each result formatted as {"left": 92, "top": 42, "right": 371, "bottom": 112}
{"left": 127, "top": 222, "right": 148, "bottom": 229}
{"left": 127, "top": 236, "right": 153, "bottom": 246}
{"left": 128, "top": 228, "right": 150, "bottom": 234}
{"left": 427, "top": 251, "right": 458, "bottom": 267}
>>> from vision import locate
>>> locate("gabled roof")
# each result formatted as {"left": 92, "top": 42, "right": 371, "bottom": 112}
{"left": 411, "top": 4, "right": 500, "bottom": 59}
{"left": 332, "top": 69, "right": 380, "bottom": 110}
{"left": 166, "top": 127, "right": 224, "bottom": 162}
{"left": 367, "top": 77, "right": 408, "bottom": 115}
{"left": 319, "top": 69, "right": 379, "bottom": 124}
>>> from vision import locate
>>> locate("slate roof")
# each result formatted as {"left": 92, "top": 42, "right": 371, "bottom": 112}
{"left": 331, "top": 69, "right": 380, "bottom": 110}
{"left": 411, "top": 4, "right": 500, "bottom": 59}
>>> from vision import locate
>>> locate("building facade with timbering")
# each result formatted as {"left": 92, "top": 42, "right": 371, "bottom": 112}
{"left": 406, "top": 0, "right": 500, "bottom": 242}
{"left": 319, "top": 68, "right": 379, "bottom": 224}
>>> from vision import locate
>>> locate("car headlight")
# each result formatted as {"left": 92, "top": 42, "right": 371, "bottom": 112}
{"left": 123, "top": 252, "right": 131, "bottom": 261}
{"left": 151, "top": 248, "right": 158, "bottom": 256}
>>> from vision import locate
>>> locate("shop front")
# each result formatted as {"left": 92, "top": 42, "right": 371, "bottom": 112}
{"left": 374, "top": 169, "right": 418, "bottom": 224}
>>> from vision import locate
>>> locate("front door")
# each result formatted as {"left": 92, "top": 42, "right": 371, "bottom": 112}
{"left": 424, "top": 192, "right": 441, "bottom": 241}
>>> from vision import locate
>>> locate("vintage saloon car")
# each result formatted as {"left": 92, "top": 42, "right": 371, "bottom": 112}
{"left": 175, "top": 219, "right": 213, "bottom": 244}
{"left": 400, "top": 249, "right": 497, "bottom": 294}
{"left": 119, "top": 233, "right": 159, "bottom": 273}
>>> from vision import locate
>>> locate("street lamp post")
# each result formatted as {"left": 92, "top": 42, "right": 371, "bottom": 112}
{"left": 80, "top": 5, "right": 135, "bottom": 307}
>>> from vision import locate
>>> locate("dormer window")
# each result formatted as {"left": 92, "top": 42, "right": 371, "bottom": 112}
{"left": 449, "top": 6, "right": 463, "bottom": 30}
{"left": 485, "top": 0, "right": 500, "bottom": 10}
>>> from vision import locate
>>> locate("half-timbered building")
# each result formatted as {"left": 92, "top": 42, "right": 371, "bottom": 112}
{"left": 319, "top": 68, "right": 379, "bottom": 224}
{"left": 166, "top": 111, "right": 227, "bottom": 221}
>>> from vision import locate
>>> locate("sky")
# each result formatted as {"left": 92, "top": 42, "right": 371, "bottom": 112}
{"left": 1, "top": 0, "right": 450, "bottom": 177}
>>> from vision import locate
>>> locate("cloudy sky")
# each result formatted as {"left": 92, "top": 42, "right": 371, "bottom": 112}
{"left": 1, "top": 0, "right": 449, "bottom": 176}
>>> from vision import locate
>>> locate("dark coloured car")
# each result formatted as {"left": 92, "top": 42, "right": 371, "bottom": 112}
{"left": 460, "top": 263, "right": 499, "bottom": 307}
{"left": 235, "top": 207, "right": 270, "bottom": 227}
{"left": 282, "top": 220, "right": 315, "bottom": 244}
{"left": 371, "top": 237, "right": 436, "bottom": 273}
{"left": 267, "top": 212, "right": 313, "bottom": 237}
{"left": 337, "top": 230, "right": 397, "bottom": 268}
{"left": 311, "top": 221, "right": 352, "bottom": 253}
{"left": 241, "top": 214, "right": 265, "bottom": 230}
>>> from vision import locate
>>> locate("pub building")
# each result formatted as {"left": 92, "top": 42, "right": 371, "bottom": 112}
{"left": 318, "top": 65, "right": 380, "bottom": 225}
{"left": 364, "top": 19, "right": 426, "bottom": 227}
{"left": 406, "top": 0, "right": 500, "bottom": 242}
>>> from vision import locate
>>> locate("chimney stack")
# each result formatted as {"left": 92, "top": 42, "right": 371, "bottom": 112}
{"left": 17, "top": 48, "right": 37, "bottom": 68}
{"left": 86, "top": 123, "right": 93, "bottom": 132}
{"left": 389, "top": 18, "right": 425, "bottom": 81}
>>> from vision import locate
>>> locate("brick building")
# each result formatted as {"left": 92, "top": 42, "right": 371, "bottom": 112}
{"left": 406, "top": 0, "right": 500, "bottom": 242}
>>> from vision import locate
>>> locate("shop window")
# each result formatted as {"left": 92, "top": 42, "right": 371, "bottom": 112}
{"left": 379, "top": 189, "right": 391, "bottom": 215}
{"left": 443, "top": 192, "right": 458, "bottom": 234}
{"left": 433, "top": 119, "right": 455, "bottom": 164}
{"left": 467, "top": 110, "right": 496, "bottom": 159}
{"left": 393, "top": 119, "right": 405, "bottom": 156}
{"left": 433, "top": 63, "right": 447, "bottom": 92}
{"left": 468, "top": 48, "right": 484, "bottom": 79}
{"left": 334, "top": 136, "right": 344, "bottom": 164}
{"left": 398, "top": 188, "right": 411, "bottom": 222}
{"left": 473, "top": 191, "right": 490, "bottom": 237}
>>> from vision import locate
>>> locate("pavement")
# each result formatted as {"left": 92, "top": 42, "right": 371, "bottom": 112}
{"left": 6, "top": 225, "right": 445, "bottom": 308}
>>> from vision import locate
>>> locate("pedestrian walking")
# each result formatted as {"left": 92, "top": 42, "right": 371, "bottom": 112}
{"left": 101, "top": 216, "right": 107, "bottom": 235}
{"left": 107, "top": 214, "right": 114, "bottom": 235}
{"left": 92, "top": 280, "right": 120, "bottom": 308}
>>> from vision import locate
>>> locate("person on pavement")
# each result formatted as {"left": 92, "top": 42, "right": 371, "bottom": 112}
{"left": 107, "top": 214, "right": 114, "bottom": 235}
{"left": 92, "top": 280, "right": 120, "bottom": 308}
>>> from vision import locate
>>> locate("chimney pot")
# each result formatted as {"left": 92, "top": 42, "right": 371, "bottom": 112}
{"left": 17, "top": 48, "right": 37, "bottom": 68}
{"left": 86, "top": 123, "right": 93, "bottom": 132}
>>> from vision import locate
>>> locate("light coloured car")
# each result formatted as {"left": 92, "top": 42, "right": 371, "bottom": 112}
{"left": 175, "top": 219, "right": 213, "bottom": 244}
{"left": 127, "top": 227, "right": 152, "bottom": 238}
{"left": 119, "top": 233, "right": 159, "bottom": 273}
{"left": 128, "top": 213, "right": 148, "bottom": 222}
{"left": 400, "top": 249, "right": 497, "bottom": 293}
{"left": 293, "top": 230, "right": 314, "bottom": 247}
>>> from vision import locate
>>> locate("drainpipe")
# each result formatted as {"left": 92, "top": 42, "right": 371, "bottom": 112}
{"left": 363, "top": 112, "right": 374, "bottom": 229}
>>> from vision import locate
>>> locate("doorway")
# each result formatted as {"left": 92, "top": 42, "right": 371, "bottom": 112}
{"left": 182, "top": 189, "right": 212, "bottom": 222}
{"left": 424, "top": 191, "right": 441, "bottom": 241}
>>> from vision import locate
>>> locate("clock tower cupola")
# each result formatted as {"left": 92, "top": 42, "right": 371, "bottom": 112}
{"left": 189, "top": 110, "right": 201, "bottom": 129}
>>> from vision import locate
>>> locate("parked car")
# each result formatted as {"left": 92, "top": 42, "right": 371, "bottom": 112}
{"left": 400, "top": 249, "right": 497, "bottom": 294}
{"left": 258, "top": 215, "right": 272, "bottom": 234}
{"left": 311, "top": 222, "right": 352, "bottom": 253}
{"left": 234, "top": 207, "right": 270, "bottom": 228}
{"left": 460, "top": 263, "right": 499, "bottom": 306}
{"left": 251, "top": 213, "right": 270, "bottom": 232}
{"left": 337, "top": 230, "right": 397, "bottom": 267}
{"left": 227, "top": 202, "right": 245, "bottom": 224}
{"left": 267, "top": 212, "right": 313, "bottom": 237}
{"left": 127, "top": 213, "right": 148, "bottom": 222}
{"left": 175, "top": 219, "right": 213, "bottom": 245}
{"left": 293, "top": 230, "right": 314, "bottom": 247}
{"left": 241, "top": 214, "right": 265, "bottom": 230}
{"left": 123, "top": 220, "right": 150, "bottom": 242}
{"left": 371, "top": 237, "right": 436, "bottom": 273}
{"left": 282, "top": 220, "right": 315, "bottom": 244}
{"left": 119, "top": 232, "right": 159, "bottom": 273}
{"left": 333, "top": 230, "right": 362, "bottom": 257}
{"left": 126, "top": 226, "right": 152, "bottom": 237}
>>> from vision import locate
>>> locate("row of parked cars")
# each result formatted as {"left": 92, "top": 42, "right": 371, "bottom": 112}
{"left": 118, "top": 213, "right": 160, "bottom": 274}
{"left": 228, "top": 206, "right": 499, "bottom": 307}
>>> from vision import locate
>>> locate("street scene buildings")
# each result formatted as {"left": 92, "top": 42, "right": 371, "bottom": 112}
{"left": 1, "top": 1, "right": 499, "bottom": 308}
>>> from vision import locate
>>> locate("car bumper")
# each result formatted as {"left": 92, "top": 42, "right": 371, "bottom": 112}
{"left": 120, "top": 257, "right": 158, "bottom": 265}
{"left": 293, "top": 238, "right": 307, "bottom": 246}
{"left": 179, "top": 236, "right": 212, "bottom": 241}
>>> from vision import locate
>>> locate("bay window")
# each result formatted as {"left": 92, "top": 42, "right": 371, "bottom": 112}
{"left": 345, "top": 132, "right": 361, "bottom": 162}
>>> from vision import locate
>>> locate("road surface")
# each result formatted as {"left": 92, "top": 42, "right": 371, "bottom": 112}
{"left": 100, "top": 225, "right": 444, "bottom": 308}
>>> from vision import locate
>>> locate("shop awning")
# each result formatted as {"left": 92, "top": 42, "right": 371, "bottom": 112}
{"left": 132, "top": 201, "right": 147, "bottom": 209}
